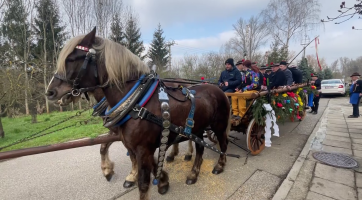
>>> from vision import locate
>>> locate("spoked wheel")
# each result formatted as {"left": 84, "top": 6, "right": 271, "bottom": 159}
{"left": 246, "top": 118, "right": 265, "bottom": 155}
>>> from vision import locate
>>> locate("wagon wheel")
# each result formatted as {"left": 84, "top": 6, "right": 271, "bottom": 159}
{"left": 246, "top": 118, "right": 265, "bottom": 155}
{"left": 206, "top": 130, "right": 218, "bottom": 144}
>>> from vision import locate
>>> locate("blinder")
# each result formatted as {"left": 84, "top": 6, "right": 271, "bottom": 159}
{"left": 53, "top": 46, "right": 104, "bottom": 98}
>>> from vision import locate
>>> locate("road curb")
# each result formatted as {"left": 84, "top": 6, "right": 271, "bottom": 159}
{"left": 272, "top": 101, "right": 330, "bottom": 200}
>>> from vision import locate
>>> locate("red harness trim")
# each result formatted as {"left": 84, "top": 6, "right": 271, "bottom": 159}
{"left": 75, "top": 45, "right": 89, "bottom": 52}
{"left": 141, "top": 80, "right": 159, "bottom": 107}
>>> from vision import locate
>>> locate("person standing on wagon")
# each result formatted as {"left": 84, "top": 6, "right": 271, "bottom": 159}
{"left": 231, "top": 60, "right": 260, "bottom": 120}
{"left": 349, "top": 72, "right": 362, "bottom": 118}
{"left": 269, "top": 63, "right": 286, "bottom": 89}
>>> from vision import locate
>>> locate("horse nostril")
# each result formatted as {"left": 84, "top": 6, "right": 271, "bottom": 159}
{"left": 45, "top": 90, "right": 56, "bottom": 97}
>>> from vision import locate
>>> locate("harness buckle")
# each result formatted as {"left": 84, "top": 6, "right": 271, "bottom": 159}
{"left": 71, "top": 89, "right": 81, "bottom": 96}
{"left": 185, "top": 118, "right": 195, "bottom": 128}
{"left": 138, "top": 107, "right": 147, "bottom": 119}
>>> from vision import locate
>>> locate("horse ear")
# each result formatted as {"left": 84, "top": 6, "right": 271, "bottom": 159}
{"left": 80, "top": 27, "right": 96, "bottom": 47}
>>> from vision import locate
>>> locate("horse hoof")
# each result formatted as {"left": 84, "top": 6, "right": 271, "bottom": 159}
{"left": 123, "top": 181, "right": 135, "bottom": 188}
{"left": 158, "top": 183, "right": 169, "bottom": 195}
{"left": 186, "top": 178, "right": 197, "bottom": 185}
{"left": 105, "top": 173, "right": 113, "bottom": 181}
{"left": 212, "top": 168, "right": 224, "bottom": 175}
{"left": 184, "top": 155, "right": 192, "bottom": 161}
{"left": 166, "top": 156, "right": 174, "bottom": 162}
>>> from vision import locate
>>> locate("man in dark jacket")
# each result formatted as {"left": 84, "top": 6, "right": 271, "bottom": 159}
{"left": 288, "top": 65, "right": 303, "bottom": 84}
{"left": 309, "top": 74, "right": 321, "bottom": 114}
{"left": 218, "top": 58, "right": 242, "bottom": 92}
{"left": 279, "top": 61, "right": 293, "bottom": 85}
{"left": 269, "top": 63, "right": 287, "bottom": 89}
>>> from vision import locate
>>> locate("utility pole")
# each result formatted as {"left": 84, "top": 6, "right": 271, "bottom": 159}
{"left": 165, "top": 40, "right": 176, "bottom": 70}
{"left": 301, "top": 34, "right": 310, "bottom": 59}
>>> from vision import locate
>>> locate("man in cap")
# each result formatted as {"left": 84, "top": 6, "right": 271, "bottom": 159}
{"left": 236, "top": 60, "right": 246, "bottom": 82}
{"left": 259, "top": 65, "right": 269, "bottom": 88}
{"left": 349, "top": 72, "right": 362, "bottom": 118}
{"left": 218, "top": 58, "right": 242, "bottom": 92}
{"left": 231, "top": 60, "right": 260, "bottom": 119}
{"left": 288, "top": 64, "right": 303, "bottom": 84}
{"left": 269, "top": 63, "right": 287, "bottom": 89}
{"left": 309, "top": 74, "right": 321, "bottom": 114}
{"left": 279, "top": 60, "right": 293, "bottom": 86}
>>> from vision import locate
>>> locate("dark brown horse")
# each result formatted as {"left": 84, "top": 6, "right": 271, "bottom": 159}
{"left": 46, "top": 28, "right": 231, "bottom": 200}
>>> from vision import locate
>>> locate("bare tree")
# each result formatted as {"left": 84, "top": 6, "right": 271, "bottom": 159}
{"left": 262, "top": 0, "right": 321, "bottom": 50}
{"left": 227, "top": 16, "right": 269, "bottom": 61}
{"left": 306, "top": 54, "right": 328, "bottom": 71}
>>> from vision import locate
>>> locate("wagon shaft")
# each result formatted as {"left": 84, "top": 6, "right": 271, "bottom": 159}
{"left": 0, "top": 135, "right": 121, "bottom": 160}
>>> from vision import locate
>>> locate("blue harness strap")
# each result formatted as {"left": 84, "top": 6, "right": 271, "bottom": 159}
{"left": 115, "top": 79, "right": 159, "bottom": 126}
{"left": 105, "top": 74, "right": 145, "bottom": 115}
{"left": 184, "top": 89, "right": 196, "bottom": 135}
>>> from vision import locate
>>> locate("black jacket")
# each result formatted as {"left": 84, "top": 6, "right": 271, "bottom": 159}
{"left": 314, "top": 79, "right": 321, "bottom": 90}
{"left": 352, "top": 80, "right": 362, "bottom": 93}
{"left": 218, "top": 66, "right": 242, "bottom": 91}
{"left": 289, "top": 68, "right": 303, "bottom": 84}
{"left": 269, "top": 69, "right": 287, "bottom": 89}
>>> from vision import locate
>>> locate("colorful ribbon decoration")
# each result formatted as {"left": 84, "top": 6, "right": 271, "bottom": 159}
{"left": 315, "top": 37, "right": 322, "bottom": 70}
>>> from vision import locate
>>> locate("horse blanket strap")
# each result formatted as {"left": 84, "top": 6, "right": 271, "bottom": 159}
{"left": 129, "top": 105, "right": 184, "bottom": 135}
{"left": 152, "top": 86, "right": 171, "bottom": 185}
{"left": 184, "top": 88, "right": 196, "bottom": 135}
{"left": 129, "top": 105, "right": 240, "bottom": 158}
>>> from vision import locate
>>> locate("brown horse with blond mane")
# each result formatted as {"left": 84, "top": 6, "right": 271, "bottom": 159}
{"left": 46, "top": 27, "right": 231, "bottom": 200}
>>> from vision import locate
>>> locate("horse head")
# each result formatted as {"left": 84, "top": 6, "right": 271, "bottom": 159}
{"left": 46, "top": 27, "right": 102, "bottom": 106}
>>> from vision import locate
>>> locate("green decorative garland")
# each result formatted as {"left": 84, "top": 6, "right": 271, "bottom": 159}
{"left": 251, "top": 86, "right": 317, "bottom": 126}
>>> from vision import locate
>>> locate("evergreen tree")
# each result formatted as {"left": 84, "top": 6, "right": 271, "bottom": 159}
{"left": 33, "top": 0, "right": 67, "bottom": 64}
{"left": 124, "top": 16, "right": 145, "bottom": 59}
{"left": 267, "top": 38, "right": 289, "bottom": 64}
{"left": 1, "top": 0, "right": 32, "bottom": 61}
{"left": 298, "top": 57, "right": 315, "bottom": 82}
{"left": 147, "top": 23, "right": 169, "bottom": 72}
{"left": 109, "top": 13, "right": 125, "bottom": 45}
{"left": 323, "top": 68, "right": 333, "bottom": 79}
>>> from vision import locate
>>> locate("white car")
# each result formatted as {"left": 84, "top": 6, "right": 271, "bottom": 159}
{"left": 321, "top": 79, "right": 346, "bottom": 96}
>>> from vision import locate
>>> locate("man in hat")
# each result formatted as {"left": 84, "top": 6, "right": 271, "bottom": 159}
{"left": 349, "top": 72, "right": 362, "bottom": 118}
{"left": 309, "top": 74, "right": 321, "bottom": 114}
{"left": 269, "top": 63, "right": 287, "bottom": 89}
{"left": 279, "top": 61, "right": 293, "bottom": 86}
{"left": 259, "top": 65, "right": 268, "bottom": 86}
{"left": 236, "top": 60, "right": 246, "bottom": 82}
{"left": 288, "top": 65, "right": 303, "bottom": 84}
{"left": 231, "top": 60, "right": 260, "bottom": 119}
{"left": 218, "top": 58, "right": 242, "bottom": 92}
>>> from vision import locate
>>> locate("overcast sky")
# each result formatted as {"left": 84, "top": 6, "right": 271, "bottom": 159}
{"left": 122, "top": 0, "right": 361, "bottom": 66}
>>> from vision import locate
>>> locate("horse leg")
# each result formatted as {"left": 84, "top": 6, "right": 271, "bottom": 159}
{"left": 211, "top": 120, "right": 230, "bottom": 175}
{"left": 123, "top": 150, "right": 138, "bottom": 188}
{"left": 100, "top": 142, "right": 114, "bottom": 181}
{"left": 186, "top": 140, "right": 204, "bottom": 185}
{"left": 184, "top": 140, "right": 193, "bottom": 161}
{"left": 166, "top": 143, "right": 179, "bottom": 162}
{"left": 152, "top": 162, "right": 170, "bottom": 195}
{"left": 137, "top": 151, "right": 154, "bottom": 200}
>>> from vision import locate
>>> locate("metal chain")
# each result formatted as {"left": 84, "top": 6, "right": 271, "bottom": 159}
{"left": 0, "top": 105, "right": 93, "bottom": 151}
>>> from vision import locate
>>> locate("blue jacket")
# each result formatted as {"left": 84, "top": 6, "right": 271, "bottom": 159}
{"left": 350, "top": 80, "right": 362, "bottom": 104}
{"left": 218, "top": 67, "right": 242, "bottom": 91}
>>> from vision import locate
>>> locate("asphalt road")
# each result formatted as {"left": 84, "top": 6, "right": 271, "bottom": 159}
{"left": 0, "top": 99, "right": 329, "bottom": 200}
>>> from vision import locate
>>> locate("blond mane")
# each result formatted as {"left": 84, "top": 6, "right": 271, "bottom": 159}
{"left": 56, "top": 35, "right": 150, "bottom": 87}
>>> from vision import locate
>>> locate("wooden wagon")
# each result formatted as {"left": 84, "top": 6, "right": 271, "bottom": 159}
{"left": 221, "top": 83, "right": 310, "bottom": 155}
